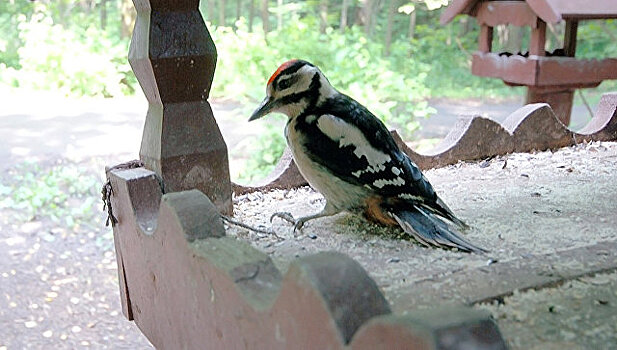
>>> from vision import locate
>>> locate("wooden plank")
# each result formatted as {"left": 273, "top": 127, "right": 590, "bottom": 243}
{"left": 442, "top": 0, "right": 617, "bottom": 26}
{"left": 478, "top": 25, "right": 493, "bottom": 53}
{"left": 476, "top": 1, "right": 538, "bottom": 28}
{"left": 529, "top": 19, "right": 546, "bottom": 56}
{"left": 528, "top": 0, "right": 617, "bottom": 23}
{"left": 389, "top": 241, "right": 617, "bottom": 311}
{"left": 536, "top": 57, "right": 617, "bottom": 86}
{"left": 471, "top": 52, "right": 617, "bottom": 87}
{"left": 440, "top": 0, "right": 477, "bottom": 25}
{"left": 526, "top": 88, "right": 574, "bottom": 125}
{"left": 563, "top": 19, "right": 578, "bottom": 57}
{"left": 471, "top": 52, "right": 538, "bottom": 85}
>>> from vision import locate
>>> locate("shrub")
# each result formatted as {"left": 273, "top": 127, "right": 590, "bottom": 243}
{"left": 1, "top": 13, "right": 134, "bottom": 97}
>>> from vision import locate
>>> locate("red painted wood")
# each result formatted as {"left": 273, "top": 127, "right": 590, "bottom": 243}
{"left": 476, "top": 1, "right": 538, "bottom": 28}
{"left": 471, "top": 53, "right": 617, "bottom": 87}
{"left": 527, "top": 0, "right": 617, "bottom": 23}
{"left": 478, "top": 25, "right": 493, "bottom": 53}
{"left": 563, "top": 19, "right": 578, "bottom": 57}
{"left": 529, "top": 19, "right": 547, "bottom": 56}
{"left": 443, "top": 0, "right": 617, "bottom": 25}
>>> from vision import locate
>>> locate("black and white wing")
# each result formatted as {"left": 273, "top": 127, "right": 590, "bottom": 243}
{"left": 296, "top": 95, "right": 437, "bottom": 203}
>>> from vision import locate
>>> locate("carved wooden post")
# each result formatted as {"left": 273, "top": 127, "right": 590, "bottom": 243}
{"left": 129, "top": 0, "right": 232, "bottom": 214}
{"left": 526, "top": 17, "right": 572, "bottom": 126}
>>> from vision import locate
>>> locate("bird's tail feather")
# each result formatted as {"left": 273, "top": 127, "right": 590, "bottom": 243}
{"left": 434, "top": 197, "right": 469, "bottom": 230}
{"left": 389, "top": 205, "right": 486, "bottom": 253}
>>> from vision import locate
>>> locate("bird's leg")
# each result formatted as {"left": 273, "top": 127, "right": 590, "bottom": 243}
{"left": 271, "top": 202, "right": 341, "bottom": 233}
{"left": 270, "top": 211, "right": 296, "bottom": 224}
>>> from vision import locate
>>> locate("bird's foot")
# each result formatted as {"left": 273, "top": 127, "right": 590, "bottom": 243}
{"left": 270, "top": 211, "right": 295, "bottom": 224}
{"left": 270, "top": 212, "right": 306, "bottom": 234}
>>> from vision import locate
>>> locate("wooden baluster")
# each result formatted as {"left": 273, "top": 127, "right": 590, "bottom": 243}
{"left": 129, "top": 0, "right": 232, "bottom": 214}
{"left": 479, "top": 24, "right": 493, "bottom": 53}
{"left": 529, "top": 18, "right": 546, "bottom": 56}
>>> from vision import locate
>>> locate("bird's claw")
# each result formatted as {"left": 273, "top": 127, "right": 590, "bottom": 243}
{"left": 292, "top": 220, "right": 305, "bottom": 233}
{"left": 271, "top": 212, "right": 306, "bottom": 234}
{"left": 270, "top": 211, "right": 295, "bottom": 224}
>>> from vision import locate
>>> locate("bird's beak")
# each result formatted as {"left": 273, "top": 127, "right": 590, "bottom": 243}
{"left": 249, "top": 96, "right": 275, "bottom": 121}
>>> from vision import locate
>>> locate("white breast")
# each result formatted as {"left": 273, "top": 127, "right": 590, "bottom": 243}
{"left": 285, "top": 117, "right": 369, "bottom": 211}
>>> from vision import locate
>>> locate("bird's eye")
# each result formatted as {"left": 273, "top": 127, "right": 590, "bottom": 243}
{"left": 278, "top": 79, "right": 291, "bottom": 90}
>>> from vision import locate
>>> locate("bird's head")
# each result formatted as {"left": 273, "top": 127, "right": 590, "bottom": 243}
{"left": 249, "top": 59, "right": 336, "bottom": 121}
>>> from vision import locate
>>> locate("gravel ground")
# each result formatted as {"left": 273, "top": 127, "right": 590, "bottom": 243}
{"left": 477, "top": 271, "right": 617, "bottom": 350}
{"left": 229, "top": 141, "right": 617, "bottom": 282}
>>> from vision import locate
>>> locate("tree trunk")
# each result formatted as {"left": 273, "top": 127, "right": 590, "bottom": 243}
{"left": 319, "top": 0, "right": 329, "bottom": 34}
{"left": 547, "top": 22, "right": 564, "bottom": 53}
{"left": 57, "top": 0, "right": 71, "bottom": 27}
{"left": 360, "top": 0, "right": 373, "bottom": 37}
{"left": 340, "top": 0, "right": 349, "bottom": 33}
{"left": 261, "top": 0, "right": 269, "bottom": 34}
{"left": 408, "top": 8, "right": 416, "bottom": 39}
{"left": 120, "top": 0, "right": 136, "bottom": 38}
{"left": 277, "top": 0, "right": 283, "bottom": 30}
{"left": 509, "top": 26, "right": 523, "bottom": 54}
{"left": 99, "top": 0, "right": 107, "bottom": 30}
{"left": 236, "top": 0, "right": 242, "bottom": 24}
{"left": 218, "top": 0, "right": 226, "bottom": 26}
{"left": 249, "top": 0, "right": 255, "bottom": 31}
{"left": 351, "top": 2, "right": 359, "bottom": 26}
{"left": 497, "top": 25, "right": 523, "bottom": 54}
{"left": 458, "top": 16, "right": 472, "bottom": 37}
{"left": 384, "top": 0, "right": 397, "bottom": 56}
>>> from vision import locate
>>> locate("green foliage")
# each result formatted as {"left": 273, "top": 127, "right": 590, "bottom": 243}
{"left": 0, "top": 2, "right": 135, "bottom": 97}
{"left": 577, "top": 20, "right": 617, "bottom": 59}
{"left": 212, "top": 18, "right": 434, "bottom": 136}
{"left": 238, "top": 118, "right": 288, "bottom": 182}
{"left": 411, "top": 23, "right": 516, "bottom": 98}
{"left": 212, "top": 18, "right": 439, "bottom": 180}
{"left": 0, "top": 162, "right": 100, "bottom": 227}
{"left": 0, "top": 1, "right": 35, "bottom": 69}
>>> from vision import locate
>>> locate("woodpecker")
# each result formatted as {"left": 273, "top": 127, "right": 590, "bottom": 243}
{"left": 249, "top": 59, "right": 486, "bottom": 253}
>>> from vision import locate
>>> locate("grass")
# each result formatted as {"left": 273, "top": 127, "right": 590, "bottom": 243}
{"left": 0, "top": 160, "right": 105, "bottom": 231}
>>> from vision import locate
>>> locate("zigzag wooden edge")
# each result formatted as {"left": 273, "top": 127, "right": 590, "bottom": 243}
{"left": 351, "top": 307, "right": 505, "bottom": 350}
{"left": 232, "top": 92, "right": 617, "bottom": 195}
{"left": 108, "top": 167, "right": 505, "bottom": 349}
{"left": 232, "top": 147, "right": 307, "bottom": 195}
{"left": 578, "top": 92, "right": 617, "bottom": 141}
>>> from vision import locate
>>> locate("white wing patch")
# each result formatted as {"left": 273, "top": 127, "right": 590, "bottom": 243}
{"left": 398, "top": 193, "right": 422, "bottom": 201}
{"left": 317, "top": 114, "right": 392, "bottom": 178}
{"left": 305, "top": 115, "right": 317, "bottom": 123}
{"left": 373, "top": 177, "right": 405, "bottom": 188}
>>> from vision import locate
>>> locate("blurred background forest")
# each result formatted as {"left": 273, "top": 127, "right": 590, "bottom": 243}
{"left": 1, "top": 0, "right": 617, "bottom": 179}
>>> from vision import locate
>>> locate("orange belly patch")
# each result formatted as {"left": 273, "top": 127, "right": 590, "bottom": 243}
{"left": 364, "top": 196, "right": 398, "bottom": 226}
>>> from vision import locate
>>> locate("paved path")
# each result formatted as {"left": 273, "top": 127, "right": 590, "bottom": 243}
{"left": 0, "top": 91, "right": 592, "bottom": 171}
{"left": 423, "top": 98, "right": 591, "bottom": 139}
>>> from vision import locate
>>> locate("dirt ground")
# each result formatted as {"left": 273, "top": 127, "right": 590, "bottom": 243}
{"left": 0, "top": 157, "right": 153, "bottom": 349}
{"left": 478, "top": 271, "right": 617, "bottom": 349}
